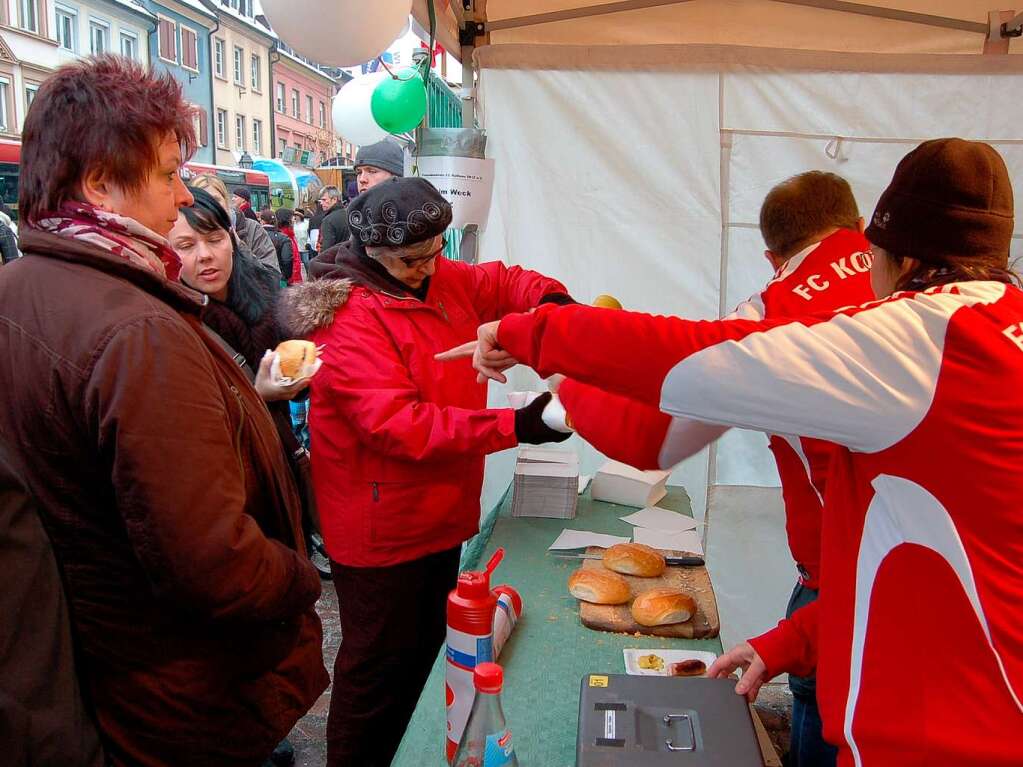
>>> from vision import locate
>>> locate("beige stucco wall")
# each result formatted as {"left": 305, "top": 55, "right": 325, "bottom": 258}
{"left": 210, "top": 14, "right": 271, "bottom": 165}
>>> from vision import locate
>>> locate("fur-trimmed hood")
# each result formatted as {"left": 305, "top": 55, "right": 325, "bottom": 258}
{"left": 277, "top": 241, "right": 421, "bottom": 336}
{"left": 277, "top": 278, "right": 353, "bottom": 337}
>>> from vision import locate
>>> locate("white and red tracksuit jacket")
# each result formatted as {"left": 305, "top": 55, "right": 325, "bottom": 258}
{"left": 499, "top": 281, "right": 1023, "bottom": 766}
{"left": 560, "top": 228, "right": 875, "bottom": 590}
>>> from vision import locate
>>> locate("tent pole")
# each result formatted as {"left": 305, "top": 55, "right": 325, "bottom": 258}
{"left": 460, "top": 0, "right": 488, "bottom": 129}
{"left": 486, "top": 0, "right": 696, "bottom": 32}
{"left": 768, "top": 0, "right": 988, "bottom": 34}
{"left": 461, "top": 38, "right": 476, "bottom": 128}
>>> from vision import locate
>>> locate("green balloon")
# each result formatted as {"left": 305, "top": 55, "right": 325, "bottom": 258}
{"left": 371, "top": 68, "right": 428, "bottom": 134}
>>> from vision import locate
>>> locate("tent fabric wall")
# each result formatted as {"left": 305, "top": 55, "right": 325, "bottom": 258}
{"left": 474, "top": 48, "right": 1022, "bottom": 641}
{"left": 477, "top": 66, "right": 722, "bottom": 521}
{"left": 476, "top": 51, "right": 1023, "bottom": 508}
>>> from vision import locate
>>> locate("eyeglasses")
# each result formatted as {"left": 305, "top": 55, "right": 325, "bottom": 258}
{"left": 398, "top": 238, "right": 447, "bottom": 269}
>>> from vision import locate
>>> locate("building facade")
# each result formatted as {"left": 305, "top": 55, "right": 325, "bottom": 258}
{"left": 270, "top": 42, "right": 335, "bottom": 166}
{"left": 141, "top": 0, "right": 214, "bottom": 162}
{"left": 204, "top": 0, "right": 271, "bottom": 165}
{"left": 0, "top": 0, "right": 153, "bottom": 137}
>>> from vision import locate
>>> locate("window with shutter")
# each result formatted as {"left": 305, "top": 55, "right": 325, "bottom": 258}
{"left": 158, "top": 18, "right": 177, "bottom": 62}
{"left": 182, "top": 28, "right": 198, "bottom": 71}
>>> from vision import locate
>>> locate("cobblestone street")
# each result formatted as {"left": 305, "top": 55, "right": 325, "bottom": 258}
{"left": 289, "top": 583, "right": 339, "bottom": 767}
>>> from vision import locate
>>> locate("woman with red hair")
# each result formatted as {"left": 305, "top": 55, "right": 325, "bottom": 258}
{"left": 0, "top": 56, "right": 327, "bottom": 766}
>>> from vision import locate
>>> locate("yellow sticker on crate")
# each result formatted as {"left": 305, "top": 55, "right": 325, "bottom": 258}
{"left": 589, "top": 675, "right": 609, "bottom": 688}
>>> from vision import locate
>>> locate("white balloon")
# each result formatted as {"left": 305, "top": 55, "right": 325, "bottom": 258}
{"left": 262, "top": 0, "right": 413, "bottom": 69}
{"left": 332, "top": 73, "right": 389, "bottom": 146}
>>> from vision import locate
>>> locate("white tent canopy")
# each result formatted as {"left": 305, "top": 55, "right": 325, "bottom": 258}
{"left": 412, "top": 0, "right": 1023, "bottom": 645}
{"left": 416, "top": 1, "right": 1022, "bottom": 56}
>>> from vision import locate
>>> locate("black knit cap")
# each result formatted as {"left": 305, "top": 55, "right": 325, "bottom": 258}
{"left": 348, "top": 176, "right": 452, "bottom": 249}
{"left": 865, "top": 138, "right": 1014, "bottom": 265}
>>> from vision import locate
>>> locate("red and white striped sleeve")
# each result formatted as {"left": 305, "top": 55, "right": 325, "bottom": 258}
{"left": 499, "top": 283, "right": 1006, "bottom": 453}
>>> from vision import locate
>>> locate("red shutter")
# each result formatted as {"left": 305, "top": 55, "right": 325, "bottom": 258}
{"left": 158, "top": 20, "right": 170, "bottom": 59}
{"left": 183, "top": 29, "right": 196, "bottom": 69}
{"left": 198, "top": 108, "right": 208, "bottom": 147}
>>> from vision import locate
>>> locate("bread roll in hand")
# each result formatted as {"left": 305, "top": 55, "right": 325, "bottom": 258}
{"left": 275, "top": 340, "right": 318, "bottom": 379}
{"left": 630, "top": 587, "right": 696, "bottom": 627}
{"left": 602, "top": 543, "right": 666, "bottom": 578}
{"left": 568, "top": 568, "right": 631, "bottom": 605}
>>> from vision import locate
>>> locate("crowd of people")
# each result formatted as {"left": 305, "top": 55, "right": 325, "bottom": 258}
{"left": 1, "top": 53, "right": 1020, "bottom": 767}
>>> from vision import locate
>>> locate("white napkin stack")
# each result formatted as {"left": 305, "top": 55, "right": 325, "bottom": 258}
{"left": 510, "top": 448, "right": 579, "bottom": 519}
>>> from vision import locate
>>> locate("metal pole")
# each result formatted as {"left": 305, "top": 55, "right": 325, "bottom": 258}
{"left": 486, "top": 0, "right": 695, "bottom": 32}
{"left": 769, "top": 0, "right": 988, "bottom": 35}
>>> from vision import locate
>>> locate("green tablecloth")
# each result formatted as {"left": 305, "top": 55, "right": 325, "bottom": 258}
{"left": 392, "top": 485, "right": 723, "bottom": 767}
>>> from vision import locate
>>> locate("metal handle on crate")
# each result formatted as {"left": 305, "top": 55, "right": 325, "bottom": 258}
{"left": 663, "top": 713, "right": 696, "bottom": 753}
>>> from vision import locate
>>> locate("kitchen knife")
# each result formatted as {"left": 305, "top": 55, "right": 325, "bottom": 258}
{"left": 550, "top": 552, "right": 705, "bottom": 567}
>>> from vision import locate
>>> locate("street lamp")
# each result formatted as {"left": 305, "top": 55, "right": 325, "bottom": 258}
{"left": 238, "top": 151, "right": 253, "bottom": 169}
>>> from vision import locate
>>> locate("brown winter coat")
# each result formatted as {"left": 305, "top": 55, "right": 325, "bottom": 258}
{"left": 0, "top": 229, "right": 328, "bottom": 767}
{"left": 0, "top": 439, "right": 104, "bottom": 767}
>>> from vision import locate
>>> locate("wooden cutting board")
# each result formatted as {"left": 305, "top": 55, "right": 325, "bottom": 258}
{"left": 576, "top": 547, "right": 720, "bottom": 639}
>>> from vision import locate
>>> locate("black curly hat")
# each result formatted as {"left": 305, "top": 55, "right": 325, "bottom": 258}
{"left": 347, "top": 176, "right": 452, "bottom": 249}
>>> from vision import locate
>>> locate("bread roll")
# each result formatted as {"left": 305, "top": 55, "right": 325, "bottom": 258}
{"left": 592, "top": 294, "right": 623, "bottom": 310}
{"left": 568, "top": 568, "right": 631, "bottom": 605}
{"left": 630, "top": 587, "right": 696, "bottom": 627}
{"left": 602, "top": 543, "right": 666, "bottom": 578}
{"left": 276, "top": 340, "right": 318, "bottom": 379}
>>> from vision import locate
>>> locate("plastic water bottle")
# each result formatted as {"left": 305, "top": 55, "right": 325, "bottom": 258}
{"left": 452, "top": 663, "right": 519, "bottom": 767}
{"left": 491, "top": 585, "right": 522, "bottom": 660}
{"left": 446, "top": 551, "right": 502, "bottom": 762}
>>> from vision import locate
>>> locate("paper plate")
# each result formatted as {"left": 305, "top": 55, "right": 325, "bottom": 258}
{"left": 623, "top": 648, "right": 718, "bottom": 676}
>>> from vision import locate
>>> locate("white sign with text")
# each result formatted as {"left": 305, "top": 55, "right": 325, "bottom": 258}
{"left": 414, "top": 156, "right": 496, "bottom": 229}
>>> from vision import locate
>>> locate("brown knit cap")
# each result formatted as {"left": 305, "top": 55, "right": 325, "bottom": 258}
{"left": 865, "top": 138, "right": 1014, "bottom": 265}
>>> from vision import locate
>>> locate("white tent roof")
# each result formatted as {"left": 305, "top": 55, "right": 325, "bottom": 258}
{"left": 415, "top": 0, "right": 1022, "bottom": 57}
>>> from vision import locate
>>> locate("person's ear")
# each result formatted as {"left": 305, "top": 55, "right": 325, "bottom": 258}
{"left": 898, "top": 255, "right": 920, "bottom": 280}
{"left": 764, "top": 250, "right": 784, "bottom": 271}
{"left": 80, "top": 166, "right": 115, "bottom": 210}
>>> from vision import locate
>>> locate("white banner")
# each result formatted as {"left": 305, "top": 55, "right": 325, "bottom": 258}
{"left": 414, "top": 156, "right": 496, "bottom": 229}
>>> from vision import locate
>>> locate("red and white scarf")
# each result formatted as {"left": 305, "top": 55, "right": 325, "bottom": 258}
{"left": 35, "top": 201, "right": 183, "bottom": 282}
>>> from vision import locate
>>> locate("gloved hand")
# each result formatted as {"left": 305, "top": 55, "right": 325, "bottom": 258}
{"left": 254, "top": 350, "right": 314, "bottom": 402}
{"left": 514, "top": 391, "right": 572, "bottom": 445}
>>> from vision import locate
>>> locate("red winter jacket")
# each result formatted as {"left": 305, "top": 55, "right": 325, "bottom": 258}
{"left": 497, "top": 282, "right": 1023, "bottom": 766}
{"left": 281, "top": 245, "right": 569, "bottom": 567}
{"left": 559, "top": 228, "right": 874, "bottom": 588}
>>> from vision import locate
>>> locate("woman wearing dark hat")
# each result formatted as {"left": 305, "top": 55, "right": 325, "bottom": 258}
{"left": 446, "top": 138, "right": 1023, "bottom": 765}
{"left": 279, "top": 176, "right": 574, "bottom": 767}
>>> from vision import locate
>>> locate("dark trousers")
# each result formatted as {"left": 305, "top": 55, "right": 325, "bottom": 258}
{"left": 785, "top": 582, "right": 838, "bottom": 767}
{"left": 326, "top": 547, "right": 461, "bottom": 767}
